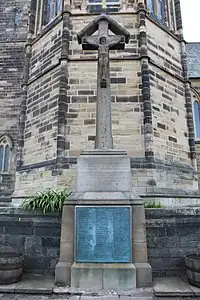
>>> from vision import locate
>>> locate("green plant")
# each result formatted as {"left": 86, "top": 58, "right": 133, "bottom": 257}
{"left": 22, "top": 189, "right": 71, "bottom": 214}
{"left": 144, "top": 200, "right": 163, "bottom": 208}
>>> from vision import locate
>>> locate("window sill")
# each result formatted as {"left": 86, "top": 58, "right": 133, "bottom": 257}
{"left": 33, "top": 14, "right": 62, "bottom": 45}
{"left": 146, "top": 13, "right": 179, "bottom": 42}
{"left": 0, "top": 172, "right": 11, "bottom": 175}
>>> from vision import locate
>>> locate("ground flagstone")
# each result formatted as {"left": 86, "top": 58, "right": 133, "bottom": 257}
{"left": 153, "top": 277, "right": 195, "bottom": 297}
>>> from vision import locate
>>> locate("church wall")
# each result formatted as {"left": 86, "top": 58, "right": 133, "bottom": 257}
{"left": 146, "top": 19, "right": 182, "bottom": 78}
{"left": 14, "top": 166, "right": 76, "bottom": 199}
{"left": 0, "top": 0, "right": 29, "bottom": 41}
{"left": 69, "top": 14, "right": 139, "bottom": 60}
{"left": 30, "top": 21, "right": 62, "bottom": 80}
{"left": 67, "top": 60, "right": 144, "bottom": 157}
{"left": 150, "top": 65, "right": 189, "bottom": 164}
{"left": 0, "top": 1, "right": 29, "bottom": 195}
{"left": 0, "top": 42, "right": 25, "bottom": 194}
{"left": 1, "top": 207, "right": 200, "bottom": 277}
{"left": 23, "top": 65, "right": 60, "bottom": 165}
{"left": 67, "top": 13, "right": 144, "bottom": 157}
{"left": 13, "top": 8, "right": 198, "bottom": 199}
{"left": 22, "top": 21, "right": 63, "bottom": 165}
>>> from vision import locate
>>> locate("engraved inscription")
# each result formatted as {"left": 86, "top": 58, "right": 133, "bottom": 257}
{"left": 76, "top": 156, "right": 132, "bottom": 192}
{"left": 75, "top": 206, "right": 131, "bottom": 263}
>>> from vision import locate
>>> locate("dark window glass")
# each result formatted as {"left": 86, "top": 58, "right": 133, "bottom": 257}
{"left": 0, "top": 146, "right": 3, "bottom": 172}
{"left": 3, "top": 145, "right": 9, "bottom": 172}
{"left": 87, "top": 0, "right": 120, "bottom": 13}
{"left": 157, "top": 0, "right": 165, "bottom": 23}
{"left": 147, "top": 0, "right": 154, "bottom": 14}
{"left": 56, "top": 0, "right": 61, "bottom": 14}
{"left": 194, "top": 101, "right": 200, "bottom": 138}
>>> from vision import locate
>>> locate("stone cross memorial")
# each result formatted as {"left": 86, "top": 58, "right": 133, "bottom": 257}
{"left": 55, "top": 14, "right": 152, "bottom": 290}
{"left": 77, "top": 14, "right": 129, "bottom": 149}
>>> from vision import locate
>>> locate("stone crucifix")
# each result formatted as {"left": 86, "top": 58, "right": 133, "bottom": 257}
{"left": 77, "top": 14, "right": 130, "bottom": 149}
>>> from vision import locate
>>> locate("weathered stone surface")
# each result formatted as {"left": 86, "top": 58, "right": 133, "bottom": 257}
{"left": 153, "top": 277, "right": 194, "bottom": 297}
{"left": 71, "top": 263, "right": 136, "bottom": 289}
{"left": 76, "top": 153, "right": 132, "bottom": 192}
{"left": 0, "top": 0, "right": 196, "bottom": 200}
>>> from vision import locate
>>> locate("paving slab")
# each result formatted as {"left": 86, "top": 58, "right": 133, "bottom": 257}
{"left": 119, "top": 296, "right": 153, "bottom": 300}
{"left": 153, "top": 277, "right": 194, "bottom": 297}
{"left": 53, "top": 286, "right": 85, "bottom": 295}
{"left": 53, "top": 286, "right": 119, "bottom": 296}
{"left": 81, "top": 296, "right": 118, "bottom": 300}
{"left": 0, "top": 282, "right": 19, "bottom": 293}
{"left": 14, "top": 275, "right": 54, "bottom": 294}
{"left": 14, "top": 296, "right": 51, "bottom": 300}
{"left": 117, "top": 288, "right": 153, "bottom": 297}
{"left": 181, "top": 276, "right": 200, "bottom": 296}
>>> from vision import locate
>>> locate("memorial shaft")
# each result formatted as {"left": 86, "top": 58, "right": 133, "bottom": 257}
{"left": 96, "top": 20, "right": 113, "bottom": 150}
{"left": 77, "top": 15, "right": 129, "bottom": 150}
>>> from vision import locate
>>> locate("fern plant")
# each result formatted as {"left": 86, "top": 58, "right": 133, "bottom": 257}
{"left": 144, "top": 201, "right": 163, "bottom": 208}
{"left": 22, "top": 189, "right": 71, "bottom": 214}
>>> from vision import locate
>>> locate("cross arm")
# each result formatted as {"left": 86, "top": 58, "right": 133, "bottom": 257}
{"left": 81, "top": 36, "right": 99, "bottom": 50}
{"left": 107, "top": 35, "right": 126, "bottom": 50}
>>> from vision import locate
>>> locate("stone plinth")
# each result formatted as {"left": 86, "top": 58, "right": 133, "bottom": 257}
{"left": 71, "top": 262, "right": 136, "bottom": 289}
{"left": 55, "top": 150, "right": 152, "bottom": 289}
{"left": 76, "top": 150, "right": 132, "bottom": 192}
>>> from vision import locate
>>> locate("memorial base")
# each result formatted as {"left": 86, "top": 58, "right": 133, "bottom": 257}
{"left": 55, "top": 150, "right": 152, "bottom": 288}
{"left": 71, "top": 262, "right": 136, "bottom": 289}
{"left": 135, "top": 263, "right": 152, "bottom": 288}
{"left": 55, "top": 261, "right": 71, "bottom": 286}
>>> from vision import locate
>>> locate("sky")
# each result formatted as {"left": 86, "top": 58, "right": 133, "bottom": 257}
{"left": 181, "top": 0, "right": 200, "bottom": 42}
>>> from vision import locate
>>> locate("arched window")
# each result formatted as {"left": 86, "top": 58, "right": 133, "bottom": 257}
{"left": 194, "top": 101, "right": 200, "bottom": 139}
{"left": 0, "top": 136, "right": 12, "bottom": 173}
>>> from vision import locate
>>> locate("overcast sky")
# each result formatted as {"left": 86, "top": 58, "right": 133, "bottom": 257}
{"left": 181, "top": 0, "right": 199, "bottom": 42}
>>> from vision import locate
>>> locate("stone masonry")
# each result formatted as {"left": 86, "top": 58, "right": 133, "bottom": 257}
{"left": 0, "top": 0, "right": 29, "bottom": 200}
{"left": 0, "top": 0, "right": 198, "bottom": 203}
{"left": 0, "top": 207, "right": 199, "bottom": 277}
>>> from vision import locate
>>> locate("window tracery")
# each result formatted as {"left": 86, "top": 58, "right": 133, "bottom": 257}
{"left": 194, "top": 100, "right": 200, "bottom": 139}
{"left": 146, "top": 0, "right": 176, "bottom": 30}
{"left": 35, "top": 0, "right": 62, "bottom": 34}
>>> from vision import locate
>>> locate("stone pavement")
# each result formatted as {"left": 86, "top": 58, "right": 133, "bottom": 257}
{"left": 0, "top": 295, "right": 153, "bottom": 300}
{"left": 0, "top": 294, "right": 199, "bottom": 300}
{"left": 0, "top": 275, "right": 200, "bottom": 299}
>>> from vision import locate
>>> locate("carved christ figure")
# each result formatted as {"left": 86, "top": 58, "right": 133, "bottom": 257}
{"left": 83, "top": 35, "right": 124, "bottom": 88}
{"left": 99, "top": 37, "right": 109, "bottom": 87}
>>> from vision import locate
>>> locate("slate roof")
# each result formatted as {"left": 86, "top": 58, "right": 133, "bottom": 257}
{"left": 186, "top": 43, "right": 200, "bottom": 78}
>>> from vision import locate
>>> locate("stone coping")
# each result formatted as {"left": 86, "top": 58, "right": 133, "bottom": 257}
{"left": 1, "top": 275, "right": 200, "bottom": 297}
{"left": 0, "top": 207, "right": 60, "bottom": 217}
{"left": 2, "top": 207, "right": 200, "bottom": 217}
{"left": 145, "top": 207, "right": 200, "bottom": 217}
